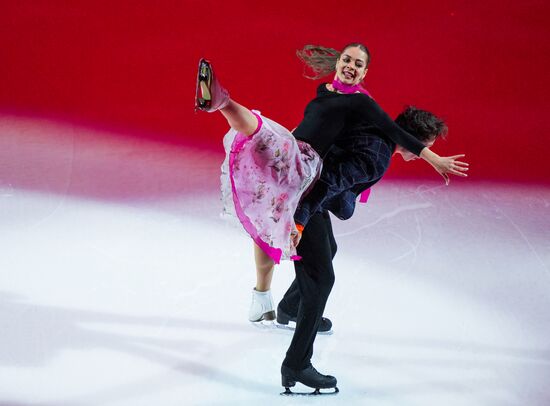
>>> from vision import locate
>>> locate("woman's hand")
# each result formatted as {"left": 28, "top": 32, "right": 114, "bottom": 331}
{"left": 291, "top": 231, "right": 301, "bottom": 248}
{"left": 420, "top": 149, "right": 469, "bottom": 185}
{"left": 291, "top": 223, "right": 304, "bottom": 248}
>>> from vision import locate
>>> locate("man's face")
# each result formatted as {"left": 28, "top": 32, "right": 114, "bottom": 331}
{"left": 397, "top": 139, "right": 435, "bottom": 161}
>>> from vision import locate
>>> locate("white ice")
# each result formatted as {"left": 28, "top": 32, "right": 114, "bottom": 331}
{"left": 1, "top": 114, "right": 549, "bottom": 405}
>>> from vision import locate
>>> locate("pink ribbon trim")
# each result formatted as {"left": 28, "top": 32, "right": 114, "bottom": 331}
{"left": 228, "top": 113, "right": 297, "bottom": 264}
{"left": 359, "top": 188, "right": 371, "bottom": 203}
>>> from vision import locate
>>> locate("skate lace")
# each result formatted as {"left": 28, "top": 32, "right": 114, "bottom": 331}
{"left": 306, "top": 365, "right": 323, "bottom": 377}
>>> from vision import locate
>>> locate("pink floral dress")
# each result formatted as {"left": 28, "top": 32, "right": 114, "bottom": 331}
{"left": 220, "top": 111, "right": 322, "bottom": 263}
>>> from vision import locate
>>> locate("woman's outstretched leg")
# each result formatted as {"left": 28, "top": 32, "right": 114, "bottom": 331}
{"left": 195, "top": 58, "right": 259, "bottom": 136}
{"left": 220, "top": 100, "right": 259, "bottom": 136}
{"left": 248, "top": 243, "right": 276, "bottom": 322}
{"left": 196, "top": 59, "right": 281, "bottom": 322}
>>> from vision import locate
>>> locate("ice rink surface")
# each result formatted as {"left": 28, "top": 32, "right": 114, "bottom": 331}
{"left": 1, "top": 115, "right": 549, "bottom": 405}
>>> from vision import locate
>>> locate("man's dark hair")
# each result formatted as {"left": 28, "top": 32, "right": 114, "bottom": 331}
{"left": 395, "top": 106, "right": 448, "bottom": 141}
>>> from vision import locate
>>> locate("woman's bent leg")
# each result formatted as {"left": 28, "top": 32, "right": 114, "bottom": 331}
{"left": 254, "top": 243, "right": 274, "bottom": 291}
{"left": 248, "top": 243, "right": 276, "bottom": 322}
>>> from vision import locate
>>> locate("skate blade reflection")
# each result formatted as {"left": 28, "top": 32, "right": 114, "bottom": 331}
{"left": 249, "top": 320, "right": 333, "bottom": 335}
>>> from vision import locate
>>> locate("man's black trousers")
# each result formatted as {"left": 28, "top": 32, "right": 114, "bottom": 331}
{"left": 281, "top": 210, "right": 337, "bottom": 370}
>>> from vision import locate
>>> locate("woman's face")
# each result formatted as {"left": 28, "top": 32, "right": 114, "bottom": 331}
{"left": 335, "top": 46, "right": 369, "bottom": 85}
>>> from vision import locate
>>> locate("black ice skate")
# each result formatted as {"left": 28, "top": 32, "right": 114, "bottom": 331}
{"left": 276, "top": 306, "right": 333, "bottom": 335}
{"left": 280, "top": 364, "right": 339, "bottom": 396}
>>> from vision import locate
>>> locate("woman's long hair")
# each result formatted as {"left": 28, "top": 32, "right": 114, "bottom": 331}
{"left": 296, "top": 43, "right": 371, "bottom": 80}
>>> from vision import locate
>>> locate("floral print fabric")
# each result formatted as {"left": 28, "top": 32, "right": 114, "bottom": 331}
{"left": 220, "top": 112, "right": 321, "bottom": 263}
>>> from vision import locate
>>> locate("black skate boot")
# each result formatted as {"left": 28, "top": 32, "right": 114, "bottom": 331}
{"left": 277, "top": 305, "right": 333, "bottom": 334}
{"left": 280, "top": 364, "right": 338, "bottom": 395}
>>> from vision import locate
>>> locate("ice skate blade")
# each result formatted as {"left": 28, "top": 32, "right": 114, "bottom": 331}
{"left": 280, "top": 387, "right": 339, "bottom": 396}
{"left": 249, "top": 320, "right": 277, "bottom": 330}
{"left": 263, "top": 310, "right": 276, "bottom": 321}
{"left": 249, "top": 310, "right": 276, "bottom": 323}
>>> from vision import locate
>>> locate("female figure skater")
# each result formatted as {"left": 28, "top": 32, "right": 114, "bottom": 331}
{"left": 194, "top": 43, "right": 468, "bottom": 324}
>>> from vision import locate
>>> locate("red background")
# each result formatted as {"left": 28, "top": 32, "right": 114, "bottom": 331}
{"left": 1, "top": 1, "right": 549, "bottom": 183}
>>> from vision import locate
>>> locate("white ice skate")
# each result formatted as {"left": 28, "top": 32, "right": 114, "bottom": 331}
{"left": 248, "top": 288, "right": 276, "bottom": 322}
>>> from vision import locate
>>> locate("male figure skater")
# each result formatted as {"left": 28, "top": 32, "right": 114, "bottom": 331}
{"left": 278, "top": 106, "right": 467, "bottom": 394}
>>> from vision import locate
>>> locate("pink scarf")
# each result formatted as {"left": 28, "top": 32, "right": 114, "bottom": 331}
{"left": 331, "top": 78, "right": 372, "bottom": 97}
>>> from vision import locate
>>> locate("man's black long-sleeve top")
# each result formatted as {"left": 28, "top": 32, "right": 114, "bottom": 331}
{"left": 294, "top": 125, "right": 395, "bottom": 226}
{"left": 293, "top": 84, "right": 411, "bottom": 226}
